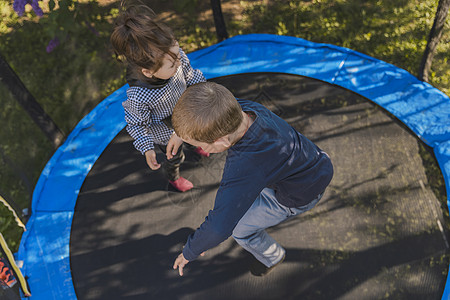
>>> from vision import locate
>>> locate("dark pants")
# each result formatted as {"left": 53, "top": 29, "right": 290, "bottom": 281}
{"left": 157, "top": 144, "right": 185, "bottom": 181}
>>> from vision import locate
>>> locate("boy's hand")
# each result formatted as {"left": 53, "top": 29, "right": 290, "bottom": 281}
{"left": 173, "top": 252, "right": 205, "bottom": 276}
{"left": 173, "top": 253, "right": 189, "bottom": 276}
{"left": 166, "top": 133, "right": 184, "bottom": 160}
{"left": 145, "top": 150, "right": 161, "bottom": 170}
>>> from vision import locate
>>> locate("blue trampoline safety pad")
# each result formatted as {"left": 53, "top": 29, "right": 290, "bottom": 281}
{"left": 17, "top": 34, "right": 450, "bottom": 300}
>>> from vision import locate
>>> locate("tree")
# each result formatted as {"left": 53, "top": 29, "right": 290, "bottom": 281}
{"left": 418, "top": 0, "right": 450, "bottom": 82}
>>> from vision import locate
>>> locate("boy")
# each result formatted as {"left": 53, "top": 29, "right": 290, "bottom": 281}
{"left": 171, "top": 82, "right": 333, "bottom": 276}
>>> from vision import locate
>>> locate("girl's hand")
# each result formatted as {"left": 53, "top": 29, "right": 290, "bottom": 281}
{"left": 145, "top": 150, "right": 161, "bottom": 170}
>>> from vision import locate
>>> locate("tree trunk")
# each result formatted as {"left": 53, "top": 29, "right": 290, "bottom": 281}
{"left": 210, "top": 0, "right": 229, "bottom": 42}
{"left": 0, "top": 52, "right": 64, "bottom": 148}
{"left": 418, "top": 0, "right": 450, "bottom": 82}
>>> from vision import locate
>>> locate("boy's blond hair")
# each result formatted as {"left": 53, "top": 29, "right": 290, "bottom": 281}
{"left": 173, "top": 82, "right": 243, "bottom": 143}
{"left": 110, "top": 3, "right": 177, "bottom": 81}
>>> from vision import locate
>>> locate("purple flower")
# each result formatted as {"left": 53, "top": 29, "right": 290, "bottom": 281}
{"left": 46, "top": 37, "right": 60, "bottom": 53}
{"left": 85, "top": 21, "right": 100, "bottom": 37}
{"left": 13, "top": 0, "right": 27, "bottom": 16}
{"left": 30, "top": 0, "right": 43, "bottom": 17}
{"left": 13, "top": 0, "right": 43, "bottom": 17}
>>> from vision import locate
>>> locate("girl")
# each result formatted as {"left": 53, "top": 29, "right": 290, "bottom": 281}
{"left": 110, "top": 4, "right": 208, "bottom": 192}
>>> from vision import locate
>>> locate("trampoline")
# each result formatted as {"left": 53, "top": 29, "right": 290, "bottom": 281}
{"left": 17, "top": 34, "right": 450, "bottom": 299}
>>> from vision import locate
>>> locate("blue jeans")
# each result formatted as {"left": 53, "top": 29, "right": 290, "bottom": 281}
{"left": 232, "top": 188, "right": 322, "bottom": 267}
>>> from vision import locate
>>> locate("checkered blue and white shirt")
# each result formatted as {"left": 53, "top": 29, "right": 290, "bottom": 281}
{"left": 123, "top": 48, "right": 206, "bottom": 154}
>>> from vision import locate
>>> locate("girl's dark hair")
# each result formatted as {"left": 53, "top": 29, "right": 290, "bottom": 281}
{"left": 110, "top": 3, "right": 177, "bottom": 81}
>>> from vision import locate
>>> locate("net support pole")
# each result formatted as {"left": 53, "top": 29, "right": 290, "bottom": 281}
{"left": 210, "top": 0, "right": 229, "bottom": 42}
{"left": 0, "top": 52, "right": 64, "bottom": 148}
{"left": 418, "top": 0, "right": 450, "bottom": 82}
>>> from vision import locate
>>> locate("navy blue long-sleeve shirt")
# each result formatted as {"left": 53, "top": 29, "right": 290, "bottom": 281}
{"left": 182, "top": 99, "right": 333, "bottom": 261}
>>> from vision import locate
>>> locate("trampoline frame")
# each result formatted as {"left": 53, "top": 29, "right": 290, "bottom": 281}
{"left": 17, "top": 34, "right": 450, "bottom": 300}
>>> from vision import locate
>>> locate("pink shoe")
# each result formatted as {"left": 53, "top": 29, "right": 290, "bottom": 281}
{"left": 194, "top": 147, "right": 210, "bottom": 157}
{"left": 169, "top": 177, "right": 194, "bottom": 192}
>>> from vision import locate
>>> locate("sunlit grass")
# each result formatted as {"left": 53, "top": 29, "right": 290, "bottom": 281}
{"left": 240, "top": 0, "right": 449, "bottom": 94}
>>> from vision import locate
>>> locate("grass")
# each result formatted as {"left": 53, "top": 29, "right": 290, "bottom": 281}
{"left": 0, "top": 0, "right": 448, "bottom": 253}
